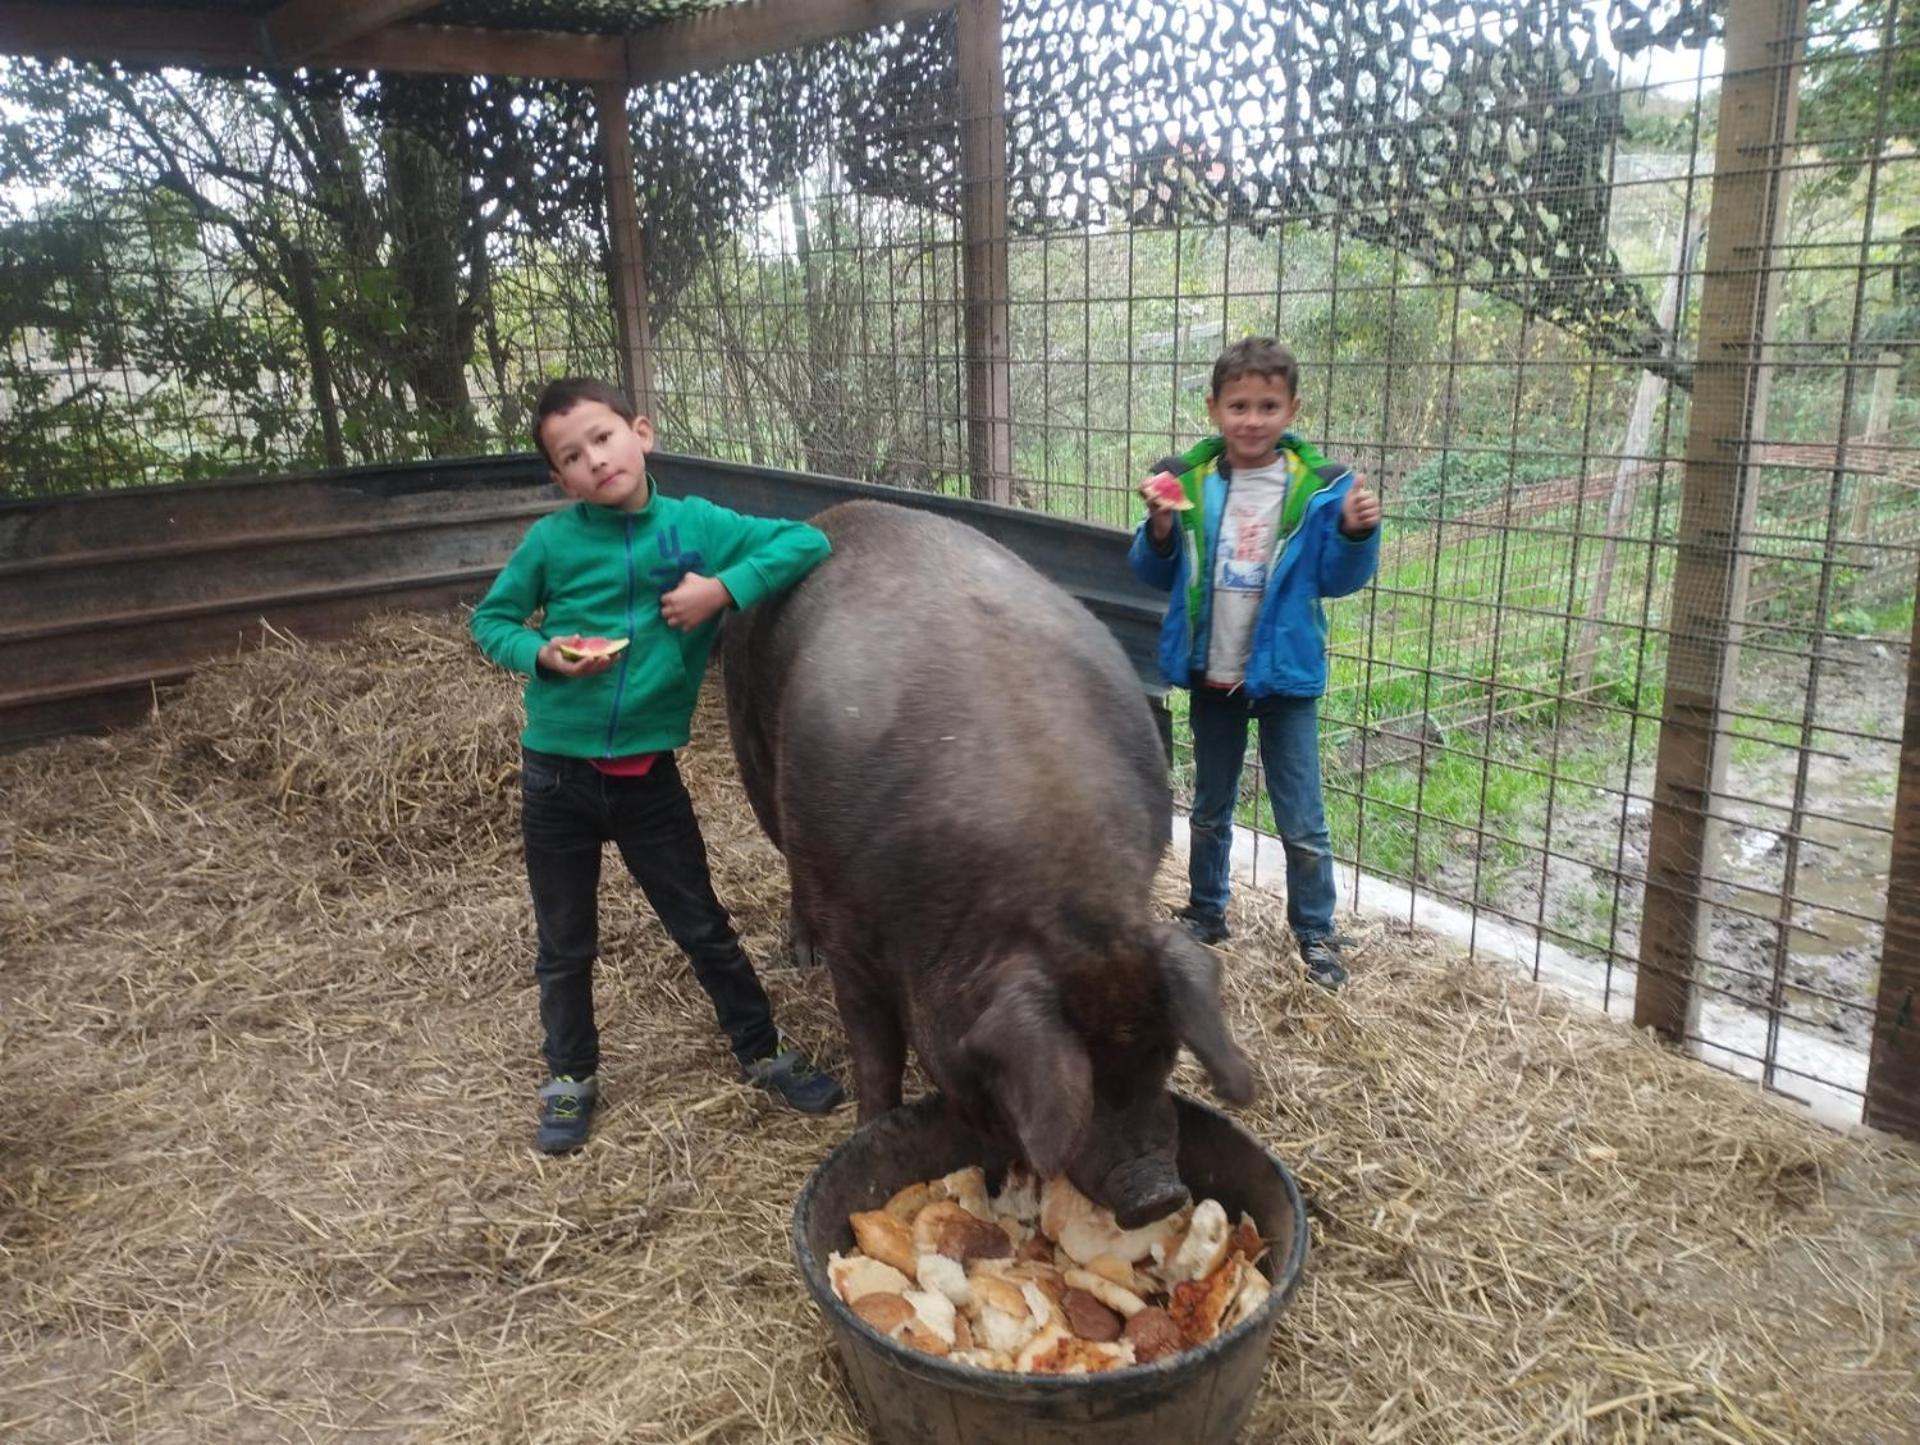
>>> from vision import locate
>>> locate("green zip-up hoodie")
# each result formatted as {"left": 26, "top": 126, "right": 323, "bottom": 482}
{"left": 471, "top": 480, "right": 830, "bottom": 757}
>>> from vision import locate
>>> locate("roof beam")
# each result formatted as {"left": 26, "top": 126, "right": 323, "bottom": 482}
{"left": 330, "top": 20, "right": 624, "bottom": 81}
{"left": 627, "top": 0, "right": 952, "bottom": 83}
{"left": 0, "top": 3, "right": 264, "bottom": 69}
{"left": 263, "top": 0, "right": 441, "bottom": 64}
{"left": 0, "top": 3, "right": 623, "bottom": 80}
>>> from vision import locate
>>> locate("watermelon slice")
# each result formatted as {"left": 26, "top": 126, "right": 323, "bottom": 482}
{"left": 556, "top": 636, "right": 631, "bottom": 662}
{"left": 1145, "top": 472, "right": 1193, "bottom": 511}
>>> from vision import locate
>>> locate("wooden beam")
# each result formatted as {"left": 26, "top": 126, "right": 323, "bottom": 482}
{"left": 332, "top": 21, "right": 623, "bottom": 81}
{"left": 956, "top": 0, "right": 1013, "bottom": 505}
{"left": 595, "top": 82, "right": 659, "bottom": 420}
{"left": 0, "top": 3, "right": 624, "bottom": 81}
{"left": 0, "top": 3, "right": 263, "bottom": 69}
{"left": 1866, "top": 559, "right": 1920, "bottom": 1142}
{"left": 626, "top": 0, "right": 952, "bottom": 83}
{"left": 264, "top": 0, "right": 439, "bottom": 64}
{"left": 1, "top": 0, "right": 951, "bottom": 84}
{"left": 1636, "top": 0, "right": 1804, "bottom": 1043}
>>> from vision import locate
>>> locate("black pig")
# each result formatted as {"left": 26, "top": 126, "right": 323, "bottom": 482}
{"left": 723, "top": 500, "right": 1253, "bottom": 1227}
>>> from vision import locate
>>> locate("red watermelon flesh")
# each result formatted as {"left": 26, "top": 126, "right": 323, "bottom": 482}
{"left": 556, "top": 636, "right": 631, "bottom": 662}
{"left": 1145, "top": 473, "right": 1193, "bottom": 511}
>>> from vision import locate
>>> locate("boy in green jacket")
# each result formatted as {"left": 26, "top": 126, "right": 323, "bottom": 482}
{"left": 473, "top": 377, "right": 843, "bottom": 1152}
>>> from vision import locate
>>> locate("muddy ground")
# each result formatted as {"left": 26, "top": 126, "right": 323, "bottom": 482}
{"left": 1428, "top": 635, "right": 1900, "bottom": 1052}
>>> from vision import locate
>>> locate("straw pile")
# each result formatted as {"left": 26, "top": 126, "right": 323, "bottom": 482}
{"left": 2, "top": 613, "right": 1916, "bottom": 1444}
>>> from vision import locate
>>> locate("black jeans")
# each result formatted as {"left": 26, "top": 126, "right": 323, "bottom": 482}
{"left": 520, "top": 747, "right": 780, "bottom": 1078}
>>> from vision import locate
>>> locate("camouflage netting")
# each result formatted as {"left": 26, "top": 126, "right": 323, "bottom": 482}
{"left": 620, "top": 0, "right": 1726, "bottom": 375}
{"left": 320, "top": 0, "right": 1722, "bottom": 372}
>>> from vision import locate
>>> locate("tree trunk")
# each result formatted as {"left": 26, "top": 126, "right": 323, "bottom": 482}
{"left": 386, "top": 124, "right": 479, "bottom": 453}
{"left": 287, "top": 245, "right": 346, "bottom": 468}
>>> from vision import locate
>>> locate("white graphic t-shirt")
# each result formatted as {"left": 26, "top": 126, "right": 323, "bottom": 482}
{"left": 1204, "top": 456, "right": 1293, "bottom": 687}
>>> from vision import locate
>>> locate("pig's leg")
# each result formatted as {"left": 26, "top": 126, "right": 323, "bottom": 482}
{"left": 830, "top": 970, "right": 906, "bottom": 1121}
{"left": 788, "top": 904, "right": 819, "bottom": 969}
{"left": 788, "top": 873, "right": 823, "bottom": 968}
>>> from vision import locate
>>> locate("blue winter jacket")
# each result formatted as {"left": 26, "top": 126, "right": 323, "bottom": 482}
{"left": 1127, "top": 442, "right": 1381, "bottom": 698}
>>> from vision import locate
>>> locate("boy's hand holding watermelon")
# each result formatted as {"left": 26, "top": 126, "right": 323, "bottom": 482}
{"left": 538, "top": 635, "right": 628, "bottom": 677}
{"left": 1138, "top": 470, "right": 1192, "bottom": 545}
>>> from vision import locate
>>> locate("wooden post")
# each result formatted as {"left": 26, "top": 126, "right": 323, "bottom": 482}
{"left": 595, "top": 81, "right": 658, "bottom": 419}
{"left": 956, "top": 0, "right": 1013, "bottom": 505}
{"left": 1636, "top": 0, "right": 1804, "bottom": 1042}
{"left": 1866, "top": 560, "right": 1920, "bottom": 1141}
{"left": 1847, "top": 352, "right": 1900, "bottom": 541}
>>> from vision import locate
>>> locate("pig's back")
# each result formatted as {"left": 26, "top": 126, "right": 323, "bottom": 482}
{"left": 774, "top": 502, "right": 1169, "bottom": 911}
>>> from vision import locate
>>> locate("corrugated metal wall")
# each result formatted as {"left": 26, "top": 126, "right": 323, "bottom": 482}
{"left": 0, "top": 456, "right": 1166, "bottom": 750}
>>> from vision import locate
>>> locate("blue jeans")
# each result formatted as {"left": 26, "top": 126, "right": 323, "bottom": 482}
{"left": 1186, "top": 688, "right": 1337, "bottom": 942}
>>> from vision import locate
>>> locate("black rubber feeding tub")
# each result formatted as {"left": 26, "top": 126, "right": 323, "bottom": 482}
{"left": 792, "top": 1094, "right": 1309, "bottom": 1445}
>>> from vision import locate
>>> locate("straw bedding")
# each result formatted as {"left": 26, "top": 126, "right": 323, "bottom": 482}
{"left": 1, "top": 613, "right": 1915, "bottom": 1444}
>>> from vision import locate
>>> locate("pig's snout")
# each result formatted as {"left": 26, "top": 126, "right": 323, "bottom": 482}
{"left": 1102, "top": 1156, "right": 1190, "bottom": 1230}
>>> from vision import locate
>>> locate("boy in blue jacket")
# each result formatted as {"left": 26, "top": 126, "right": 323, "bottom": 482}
{"left": 1129, "top": 338, "right": 1382, "bottom": 989}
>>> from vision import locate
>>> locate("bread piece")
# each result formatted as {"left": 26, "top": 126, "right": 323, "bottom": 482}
{"left": 1016, "top": 1232, "right": 1054, "bottom": 1264}
{"left": 1013, "top": 1323, "right": 1073, "bottom": 1373}
{"left": 950, "top": 1348, "right": 1015, "bottom": 1372}
{"left": 1003, "top": 1260, "right": 1068, "bottom": 1305}
{"left": 1165, "top": 1199, "right": 1231, "bottom": 1284}
{"left": 851, "top": 1210, "right": 919, "bottom": 1278}
{"left": 915, "top": 1251, "right": 972, "bottom": 1308}
{"left": 1222, "top": 1261, "right": 1272, "bottom": 1330}
{"left": 1041, "top": 1176, "right": 1187, "bottom": 1265}
{"left": 1018, "top": 1326, "right": 1137, "bottom": 1375}
{"left": 1062, "top": 1268, "right": 1149, "bottom": 1319}
{"left": 913, "top": 1200, "right": 1013, "bottom": 1264}
{"left": 1168, "top": 1256, "right": 1244, "bottom": 1345}
{"left": 829, "top": 1251, "right": 913, "bottom": 1304}
{"left": 1083, "top": 1253, "right": 1146, "bottom": 1294}
{"left": 1021, "top": 1279, "right": 1065, "bottom": 1332}
{"left": 883, "top": 1180, "right": 935, "bottom": 1223}
{"left": 938, "top": 1166, "right": 992, "bottom": 1220}
{"left": 1122, "top": 1305, "right": 1185, "bottom": 1364}
{"left": 969, "top": 1270, "right": 1032, "bottom": 1320}
{"left": 1230, "top": 1211, "right": 1266, "bottom": 1265}
{"left": 992, "top": 1164, "right": 1041, "bottom": 1221}
{"left": 851, "top": 1292, "right": 915, "bottom": 1336}
{"left": 1061, "top": 1287, "right": 1123, "bottom": 1342}
{"left": 975, "top": 1303, "right": 1036, "bottom": 1355}
{"left": 904, "top": 1289, "right": 958, "bottom": 1350}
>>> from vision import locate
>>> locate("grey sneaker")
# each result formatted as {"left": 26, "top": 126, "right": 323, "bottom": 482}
{"left": 1297, "top": 937, "right": 1348, "bottom": 991}
{"left": 742, "top": 1048, "right": 844, "bottom": 1114}
{"left": 535, "top": 1074, "right": 599, "bottom": 1153}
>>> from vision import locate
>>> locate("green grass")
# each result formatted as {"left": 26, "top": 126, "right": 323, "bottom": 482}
{"left": 1028, "top": 453, "right": 1914, "bottom": 938}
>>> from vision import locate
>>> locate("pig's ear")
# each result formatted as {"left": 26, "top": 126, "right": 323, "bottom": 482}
{"left": 962, "top": 968, "right": 1093, "bottom": 1178}
{"left": 1155, "top": 926, "right": 1256, "bottom": 1105}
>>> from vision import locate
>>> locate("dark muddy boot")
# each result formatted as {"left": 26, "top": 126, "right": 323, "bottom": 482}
{"left": 1175, "top": 904, "right": 1231, "bottom": 946}
{"left": 742, "top": 1047, "right": 845, "bottom": 1114}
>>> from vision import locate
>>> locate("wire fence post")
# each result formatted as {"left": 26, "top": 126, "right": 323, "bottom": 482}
{"left": 957, "top": 0, "right": 1013, "bottom": 505}
{"left": 1636, "top": 0, "right": 1805, "bottom": 1044}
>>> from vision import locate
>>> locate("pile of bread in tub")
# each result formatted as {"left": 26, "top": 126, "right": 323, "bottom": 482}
{"left": 828, "top": 1165, "right": 1271, "bottom": 1375}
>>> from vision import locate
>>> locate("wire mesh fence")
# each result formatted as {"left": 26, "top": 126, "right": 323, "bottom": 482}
{"left": 0, "top": 0, "right": 1913, "bottom": 1124}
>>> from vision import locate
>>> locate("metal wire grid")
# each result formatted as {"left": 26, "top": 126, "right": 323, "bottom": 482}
{"left": 650, "top": 13, "right": 1915, "bottom": 1115}
{"left": 0, "top": 6, "right": 1912, "bottom": 1117}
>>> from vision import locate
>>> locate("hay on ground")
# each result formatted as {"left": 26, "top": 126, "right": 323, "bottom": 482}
{"left": 1, "top": 612, "right": 1916, "bottom": 1444}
